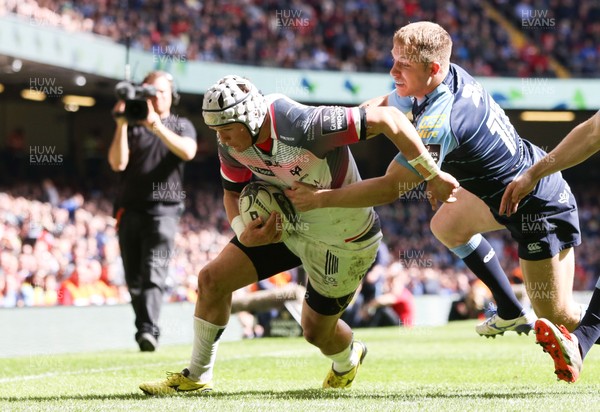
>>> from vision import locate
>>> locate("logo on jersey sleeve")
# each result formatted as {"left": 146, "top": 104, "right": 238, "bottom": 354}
{"left": 461, "top": 83, "right": 484, "bottom": 108}
{"left": 321, "top": 107, "right": 348, "bottom": 134}
{"left": 558, "top": 189, "right": 569, "bottom": 204}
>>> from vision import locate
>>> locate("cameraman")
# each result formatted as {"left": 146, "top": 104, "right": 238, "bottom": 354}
{"left": 108, "top": 71, "right": 197, "bottom": 351}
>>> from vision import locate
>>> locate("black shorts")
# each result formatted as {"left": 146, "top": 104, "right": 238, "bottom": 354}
{"left": 492, "top": 175, "right": 581, "bottom": 261}
{"left": 230, "top": 237, "right": 356, "bottom": 316}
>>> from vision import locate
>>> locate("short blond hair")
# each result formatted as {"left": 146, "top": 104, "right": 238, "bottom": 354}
{"left": 393, "top": 22, "right": 452, "bottom": 69}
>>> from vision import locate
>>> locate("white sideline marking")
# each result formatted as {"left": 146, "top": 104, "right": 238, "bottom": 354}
{"left": 0, "top": 362, "right": 173, "bottom": 384}
{"left": 0, "top": 349, "right": 314, "bottom": 383}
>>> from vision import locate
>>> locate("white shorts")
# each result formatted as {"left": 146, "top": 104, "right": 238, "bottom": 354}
{"left": 284, "top": 231, "right": 382, "bottom": 298}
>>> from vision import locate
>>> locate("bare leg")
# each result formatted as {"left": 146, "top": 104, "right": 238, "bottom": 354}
{"left": 521, "top": 248, "right": 581, "bottom": 331}
{"left": 195, "top": 243, "right": 259, "bottom": 324}
{"left": 431, "top": 188, "right": 505, "bottom": 248}
{"left": 300, "top": 294, "right": 366, "bottom": 388}
{"left": 431, "top": 188, "right": 523, "bottom": 320}
{"left": 301, "top": 298, "right": 353, "bottom": 356}
{"left": 188, "top": 243, "right": 261, "bottom": 381}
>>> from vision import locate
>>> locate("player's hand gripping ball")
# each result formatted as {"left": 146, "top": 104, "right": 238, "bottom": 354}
{"left": 239, "top": 181, "right": 297, "bottom": 242}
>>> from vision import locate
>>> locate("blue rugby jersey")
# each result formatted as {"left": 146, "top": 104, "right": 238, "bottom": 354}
{"left": 389, "top": 63, "right": 562, "bottom": 210}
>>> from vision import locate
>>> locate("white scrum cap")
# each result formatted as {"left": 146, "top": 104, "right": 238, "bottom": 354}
{"left": 202, "top": 75, "right": 268, "bottom": 137}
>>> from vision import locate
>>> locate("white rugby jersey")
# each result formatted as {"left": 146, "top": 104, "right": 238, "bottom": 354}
{"left": 219, "top": 94, "right": 380, "bottom": 246}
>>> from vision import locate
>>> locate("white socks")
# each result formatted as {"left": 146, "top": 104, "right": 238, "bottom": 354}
{"left": 187, "top": 316, "right": 226, "bottom": 383}
{"left": 327, "top": 341, "right": 358, "bottom": 374}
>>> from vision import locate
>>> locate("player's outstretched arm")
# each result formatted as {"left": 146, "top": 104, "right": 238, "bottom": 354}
{"left": 286, "top": 161, "right": 419, "bottom": 211}
{"left": 364, "top": 106, "right": 425, "bottom": 160}
{"left": 500, "top": 112, "right": 600, "bottom": 216}
{"left": 364, "top": 106, "right": 459, "bottom": 204}
{"left": 359, "top": 94, "right": 389, "bottom": 108}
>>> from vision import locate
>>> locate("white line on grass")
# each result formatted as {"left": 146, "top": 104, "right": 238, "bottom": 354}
{"left": 0, "top": 362, "right": 174, "bottom": 384}
{"left": 0, "top": 349, "right": 316, "bottom": 383}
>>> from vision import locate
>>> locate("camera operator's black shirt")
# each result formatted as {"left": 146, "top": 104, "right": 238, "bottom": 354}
{"left": 117, "top": 114, "right": 197, "bottom": 215}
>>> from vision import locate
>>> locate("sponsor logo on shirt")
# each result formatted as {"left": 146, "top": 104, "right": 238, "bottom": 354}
{"left": 527, "top": 242, "right": 542, "bottom": 253}
{"left": 321, "top": 107, "right": 348, "bottom": 134}
{"left": 247, "top": 165, "right": 275, "bottom": 176}
{"left": 264, "top": 159, "right": 281, "bottom": 167}
{"left": 558, "top": 189, "right": 569, "bottom": 204}
{"left": 290, "top": 165, "right": 303, "bottom": 176}
{"left": 425, "top": 144, "right": 441, "bottom": 163}
{"left": 417, "top": 114, "right": 446, "bottom": 139}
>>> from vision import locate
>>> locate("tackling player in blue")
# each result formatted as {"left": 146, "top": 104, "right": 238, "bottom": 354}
{"left": 288, "top": 21, "right": 583, "bottom": 338}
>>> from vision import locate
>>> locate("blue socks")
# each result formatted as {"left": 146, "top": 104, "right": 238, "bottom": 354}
{"left": 451, "top": 234, "right": 523, "bottom": 319}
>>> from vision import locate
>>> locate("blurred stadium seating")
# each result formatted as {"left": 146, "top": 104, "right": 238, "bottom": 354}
{"left": 2, "top": 0, "right": 598, "bottom": 77}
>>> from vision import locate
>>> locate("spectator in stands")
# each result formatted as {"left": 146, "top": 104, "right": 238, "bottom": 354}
{"left": 1, "top": 251, "right": 22, "bottom": 307}
{"left": 42, "top": 273, "right": 59, "bottom": 306}
{"left": 41, "top": 179, "right": 60, "bottom": 207}
{"left": 360, "top": 262, "right": 415, "bottom": 327}
{"left": 448, "top": 278, "right": 492, "bottom": 321}
{"left": 108, "top": 70, "right": 197, "bottom": 352}
{"left": 0, "top": 270, "right": 5, "bottom": 307}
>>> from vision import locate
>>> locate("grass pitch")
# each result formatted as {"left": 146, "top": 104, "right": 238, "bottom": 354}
{"left": 1, "top": 320, "right": 599, "bottom": 411}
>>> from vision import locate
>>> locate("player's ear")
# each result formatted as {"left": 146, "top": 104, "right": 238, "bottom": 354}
{"left": 429, "top": 61, "right": 442, "bottom": 76}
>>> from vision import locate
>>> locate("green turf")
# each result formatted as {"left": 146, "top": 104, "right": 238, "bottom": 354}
{"left": 1, "top": 320, "right": 599, "bottom": 411}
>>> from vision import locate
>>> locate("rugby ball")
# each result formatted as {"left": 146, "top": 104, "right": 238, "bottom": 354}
{"left": 239, "top": 181, "right": 297, "bottom": 241}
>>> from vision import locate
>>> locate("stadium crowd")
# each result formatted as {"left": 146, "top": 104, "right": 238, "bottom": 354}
{"left": 0, "top": 180, "right": 231, "bottom": 308}
{"left": 1, "top": 0, "right": 599, "bottom": 331}
{"left": 492, "top": 0, "right": 600, "bottom": 78}
{"left": 1, "top": 0, "right": 598, "bottom": 77}
{"left": 1, "top": 180, "right": 598, "bottom": 319}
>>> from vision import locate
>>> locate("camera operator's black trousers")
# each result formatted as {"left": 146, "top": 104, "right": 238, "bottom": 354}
{"left": 117, "top": 208, "right": 179, "bottom": 341}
